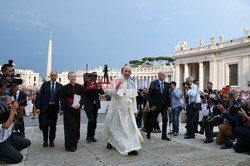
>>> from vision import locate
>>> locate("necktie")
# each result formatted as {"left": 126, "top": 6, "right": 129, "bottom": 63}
{"left": 51, "top": 82, "right": 55, "bottom": 103}
{"left": 161, "top": 82, "right": 164, "bottom": 94}
{"left": 186, "top": 90, "right": 189, "bottom": 105}
{"left": 14, "top": 93, "right": 17, "bottom": 101}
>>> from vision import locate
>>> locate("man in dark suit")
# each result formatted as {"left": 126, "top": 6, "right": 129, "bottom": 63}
{"left": 36, "top": 71, "right": 62, "bottom": 147}
{"left": 83, "top": 72, "right": 104, "bottom": 142}
{"left": 147, "top": 71, "right": 171, "bottom": 141}
{"left": 12, "top": 85, "right": 27, "bottom": 136}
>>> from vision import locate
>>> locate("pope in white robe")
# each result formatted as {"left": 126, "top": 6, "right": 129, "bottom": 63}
{"left": 104, "top": 66, "right": 144, "bottom": 155}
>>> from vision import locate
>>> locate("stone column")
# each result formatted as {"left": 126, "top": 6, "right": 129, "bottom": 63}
{"left": 46, "top": 34, "right": 53, "bottom": 80}
{"left": 184, "top": 63, "right": 189, "bottom": 81}
{"left": 199, "top": 62, "right": 204, "bottom": 90}
{"left": 210, "top": 59, "right": 218, "bottom": 89}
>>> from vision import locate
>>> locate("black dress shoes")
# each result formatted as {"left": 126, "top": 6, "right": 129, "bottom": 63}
{"left": 66, "top": 147, "right": 76, "bottom": 152}
{"left": 184, "top": 135, "right": 195, "bottom": 139}
{"left": 146, "top": 133, "right": 151, "bottom": 139}
{"left": 107, "top": 143, "right": 112, "bottom": 149}
{"left": 161, "top": 137, "right": 171, "bottom": 141}
{"left": 86, "top": 137, "right": 91, "bottom": 143}
{"left": 49, "top": 142, "right": 55, "bottom": 147}
{"left": 128, "top": 150, "right": 138, "bottom": 155}
{"left": 204, "top": 139, "right": 213, "bottom": 143}
{"left": 43, "top": 142, "right": 48, "bottom": 148}
{"left": 91, "top": 137, "right": 97, "bottom": 142}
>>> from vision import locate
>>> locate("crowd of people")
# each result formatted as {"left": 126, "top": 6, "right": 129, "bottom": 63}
{"left": 136, "top": 75, "right": 250, "bottom": 153}
{"left": 1, "top": 61, "right": 250, "bottom": 164}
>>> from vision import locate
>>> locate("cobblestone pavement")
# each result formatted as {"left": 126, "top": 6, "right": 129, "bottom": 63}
{"left": 2, "top": 119, "right": 250, "bottom": 166}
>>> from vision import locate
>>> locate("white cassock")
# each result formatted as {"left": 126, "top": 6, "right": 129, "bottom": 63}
{"left": 104, "top": 76, "right": 144, "bottom": 155}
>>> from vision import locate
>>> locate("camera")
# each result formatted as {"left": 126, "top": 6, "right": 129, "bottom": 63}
{"left": 0, "top": 102, "right": 9, "bottom": 124}
{"left": 211, "top": 97, "right": 222, "bottom": 105}
{"left": 83, "top": 72, "right": 101, "bottom": 90}
{"left": 83, "top": 72, "right": 97, "bottom": 84}
{"left": 234, "top": 102, "right": 247, "bottom": 111}
{"left": 0, "top": 60, "right": 23, "bottom": 86}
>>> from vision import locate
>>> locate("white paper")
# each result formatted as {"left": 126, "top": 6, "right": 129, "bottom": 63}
{"left": 72, "top": 94, "right": 81, "bottom": 107}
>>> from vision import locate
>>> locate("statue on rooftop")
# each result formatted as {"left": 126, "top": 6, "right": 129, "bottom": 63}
{"left": 244, "top": 26, "right": 249, "bottom": 37}
{"left": 200, "top": 38, "right": 204, "bottom": 47}
{"left": 210, "top": 35, "right": 215, "bottom": 45}
{"left": 219, "top": 33, "right": 224, "bottom": 44}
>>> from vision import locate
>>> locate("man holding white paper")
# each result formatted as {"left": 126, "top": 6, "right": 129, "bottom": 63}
{"left": 104, "top": 66, "right": 144, "bottom": 156}
{"left": 60, "top": 71, "right": 85, "bottom": 152}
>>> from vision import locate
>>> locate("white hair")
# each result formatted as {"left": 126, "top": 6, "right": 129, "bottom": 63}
{"left": 121, "top": 66, "right": 132, "bottom": 73}
{"left": 0, "top": 95, "right": 11, "bottom": 102}
{"left": 186, "top": 76, "right": 194, "bottom": 82}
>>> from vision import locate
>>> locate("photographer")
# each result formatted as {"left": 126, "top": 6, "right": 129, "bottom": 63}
{"left": 216, "top": 92, "right": 243, "bottom": 149}
{"left": 184, "top": 76, "right": 201, "bottom": 139}
{"left": 0, "top": 96, "right": 31, "bottom": 163}
{"left": 0, "top": 64, "right": 15, "bottom": 96}
{"left": 201, "top": 94, "right": 223, "bottom": 143}
{"left": 169, "top": 81, "right": 183, "bottom": 136}
{"left": 204, "top": 82, "right": 216, "bottom": 95}
{"left": 83, "top": 72, "right": 104, "bottom": 143}
{"left": 12, "top": 85, "right": 27, "bottom": 137}
{"left": 233, "top": 98, "right": 250, "bottom": 153}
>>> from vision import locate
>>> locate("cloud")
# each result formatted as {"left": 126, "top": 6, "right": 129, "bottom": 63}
{"left": 28, "top": 19, "right": 46, "bottom": 28}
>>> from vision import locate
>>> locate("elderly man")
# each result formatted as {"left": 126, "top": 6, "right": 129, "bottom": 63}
{"left": 184, "top": 76, "right": 201, "bottom": 139}
{"left": 147, "top": 71, "right": 171, "bottom": 140}
{"left": 104, "top": 66, "right": 144, "bottom": 156}
{"left": 60, "top": 71, "right": 85, "bottom": 152}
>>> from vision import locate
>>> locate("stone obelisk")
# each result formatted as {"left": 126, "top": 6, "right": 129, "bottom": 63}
{"left": 46, "top": 34, "right": 52, "bottom": 80}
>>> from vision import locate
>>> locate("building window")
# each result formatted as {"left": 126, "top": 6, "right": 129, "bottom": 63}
{"left": 168, "top": 75, "right": 171, "bottom": 82}
{"left": 59, "top": 78, "right": 61, "bottom": 82}
{"left": 34, "top": 77, "right": 36, "bottom": 82}
{"left": 229, "top": 64, "right": 238, "bottom": 86}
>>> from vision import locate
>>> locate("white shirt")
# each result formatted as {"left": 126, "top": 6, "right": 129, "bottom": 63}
{"left": 201, "top": 104, "right": 214, "bottom": 116}
{"left": 158, "top": 79, "right": 164, "bottom": 93}
{"left": 0, "top": 124, "right": 13, "bottom": 143}
{"left": 187, "top": 83, "right": 201, "bottom": 104}
{"left": 11, "top": 90, "right": 20, "bottom": 102}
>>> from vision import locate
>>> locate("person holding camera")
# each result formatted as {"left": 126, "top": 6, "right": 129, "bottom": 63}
{"left": 169, "top": 81, "right": 183, "bottom": 136}
{"left": 0, "top": 96, "right": 31, "bottom": 163}
{"left": 83, "top": 72, "right": 104, "bottom": 143}
{"left": 11, "top": 85, "right": 27, "bottom": 137}
{"left": 216, "top": 92, "right": 243, "bottom": 149}
{"left": 184, "top": 76, "right": 201, "bottom": 139}
{"left": 233, "top": 98, "right": 250, "bottom": 153}
{"left": 0, "top": 64, "right": 15, "bottom": 96}
{"left": 201, "top": 94, "right": 223, "bottom": 143}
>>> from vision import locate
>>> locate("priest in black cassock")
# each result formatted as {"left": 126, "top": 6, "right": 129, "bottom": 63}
{"left": 60, "top": 71, "right": 85, "bottom": 152}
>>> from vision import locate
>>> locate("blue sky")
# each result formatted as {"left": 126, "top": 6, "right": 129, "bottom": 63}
{"left": 0, "top": 0, "right": 250, "bottom": 77}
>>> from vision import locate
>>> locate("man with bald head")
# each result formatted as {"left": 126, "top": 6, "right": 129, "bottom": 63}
{"left": 147, "top": 71, "right": 171, "bottom": 140}
{"left": 36, "top": 71, "right": 63, "bottom": 147}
